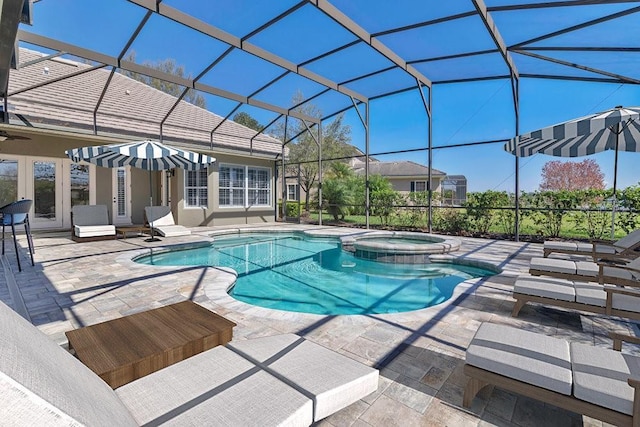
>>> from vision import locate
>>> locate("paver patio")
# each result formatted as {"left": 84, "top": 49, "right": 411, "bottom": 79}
{"left": 0, "top": 223, "right": 637, "bottom": 426}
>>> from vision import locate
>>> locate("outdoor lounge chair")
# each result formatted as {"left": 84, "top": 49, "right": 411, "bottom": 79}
{"left": 71, "top": 205, "right": 116, "bottom": 242}
{"left": 529, "top": 256, "right": 640, "bottom": 286}
{"left": 464, "top": 322, "right": 640, "bottom": 426}
{"left": 144, "top": 206, "right": 191, "bottom": 237}
{"left": 543, "top": 229, "right": 640, "bottom": 261}
{"left": 0, "top": 299, "right": 378, "bottom": 426}
{"left": 511, "top": 274, "right": 640, "bottom": 321}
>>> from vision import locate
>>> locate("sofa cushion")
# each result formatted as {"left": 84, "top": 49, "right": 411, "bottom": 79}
{"left": 74, "top": 225, "right": 116, "bottom": 238}
{"left": 571, "top": 342, "right": 640, "bottom": 416}
{"left": 116, "top": 344, "right": 313, "bottom": 426}
{"left": 466, "top": 323, "right": 572, "bottom": 395}
{"left": 228, "top": 333, "right": 379, "bottom": 422}
{"left": 72, "top": 205, "right": 110, "bottom": 227}
{"left": 513, "top": 275, "right": 575, "bottom": 301}
{"left": 0, "top": 301, "right": 137, "bottom": 426}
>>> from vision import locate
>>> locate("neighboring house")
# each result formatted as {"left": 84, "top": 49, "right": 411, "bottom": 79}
{"left": 351, "top": 158, "right": 447, "bottom": 196}
{"left": 1, "top": 48, "right": 283, "bottom": 229}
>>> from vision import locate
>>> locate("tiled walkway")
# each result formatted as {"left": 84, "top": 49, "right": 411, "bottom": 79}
{"left": 1, "top": 224, "right": 636, "bottom": 426}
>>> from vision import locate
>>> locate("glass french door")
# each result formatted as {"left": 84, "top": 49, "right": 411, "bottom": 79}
{"left": 27, "top": 158, "right": 63, "bottom": 228}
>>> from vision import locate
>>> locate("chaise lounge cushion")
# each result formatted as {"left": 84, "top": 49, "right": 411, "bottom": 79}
{"left": 116, "top": 344, "right": 313, "bottom": 426}
{"left": 571, "top": 342, "right": 640, "bottom": 416}
{"left": 145, "top": 206, "right": 191, "bottom": 237}
{"left": 75, "top": 224, "right": 116, "bottom": 238}
{"left": 466, "top": 323, "right": 572, "bottom": 395}
{"left": 514, "top": 276, "right": 575, "bottom": 301}
{"left": 228, "top": 334, "right": 380, "bottom": 422}
{"left": 0, "top": 301, "right": 137, "bottom": 426}
{"left": 530, "top": 257, "right": 600, "bottom": 278}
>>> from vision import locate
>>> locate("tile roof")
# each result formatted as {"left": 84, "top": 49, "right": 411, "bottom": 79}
{"left": 6, "top": 49, "right": 283, "bottom": 156}
{"left": 353, "top": 160, "right": 445, "bottom": 178}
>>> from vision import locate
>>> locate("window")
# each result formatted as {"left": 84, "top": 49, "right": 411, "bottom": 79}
{"left": 411, "top": 181, "right": 427, "bottom": 192}
{"left": 219, "top": 164, "right": 271, "bottom": 208}
{"left": 70, "top": 164, "right": 89, "bottom": 206}
{"left": 287, "top": 184, "right": 298, "bottom": 201}
{"left": 185, "top": 168, "right": 208, "bottom": 207}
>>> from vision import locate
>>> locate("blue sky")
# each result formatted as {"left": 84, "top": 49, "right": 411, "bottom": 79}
{"left": 22, "top": 0, "right": 640, "bottom": 192}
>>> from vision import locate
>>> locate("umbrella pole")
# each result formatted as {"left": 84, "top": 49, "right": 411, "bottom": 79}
{"left": 146, "top": 171, "right": 161, "bottom": 242}
{"left": 610, "top": 131, "right": 620, "bottom": 239}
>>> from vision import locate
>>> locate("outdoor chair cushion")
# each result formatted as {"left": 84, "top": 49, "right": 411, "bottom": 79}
{"left": 116, "top": 344, "right": 313, "bottom": 426}
{"left": 530, "top": 257, "right": 600, "bottom": 278}
{"left": 228, "top": 333, "right": 380, "bottom": 422}
{"left": 74, "top": 224, "right": 116, "bottom": 238}
{"left": 465, "top": 322, "right": 572, "bottom": 395}
{"left": 145, "top": 206, "right": 191, "bottom": 237}
{"left": 72, "top": 205, "right": 116, "bottom": 239}
{"left": 513, "top": 276, "right": 575, "bottom": 301}
{"left": 0, "top": 300, "right": 137, "bottom": 426}
{"left": 571, "top": 342, "right": 640, "bottom": 416}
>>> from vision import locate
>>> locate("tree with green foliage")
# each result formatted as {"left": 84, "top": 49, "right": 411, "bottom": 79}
{"left": 120, "top": 51, "right": 206, "bottom": 108}
{"left": 317, "top": 163, "right": 357, "bottom": 221}
{"left": 233, "top": 112, "right": 262, "bottom": 131}
{"left": 617, "top": 183, "right": 640, "bottom": 233}
{"left": 277, "top": 93, "right": 359, "bottom": 211}
{"left": 529, "top": 190, "right": 582, "bottom": 237}
{"left": 369, "top": 175, "right": 403, "bottom": 226}
{"left": 464, "top": 190, "right": 510, "bottom": 234}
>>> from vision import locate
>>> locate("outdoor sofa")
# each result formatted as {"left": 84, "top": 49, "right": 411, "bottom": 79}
{"left": 0, "top": 299, "right": 378, "bottom": 426}
{"left": 71, "top": 204, "right": 116, "bottom": 242}
{"left": 464, "top": 322, "right": 640, "bottom": 426}
{"left": 543, "top": 229, "right": 640, "bottom": 261}
{"left": 144, "top": 206, "right": 191, "bottom": 237}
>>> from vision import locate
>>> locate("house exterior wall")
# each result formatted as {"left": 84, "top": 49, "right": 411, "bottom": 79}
{"left": 391, "top": 178, "right": 443, "bottom": 195}
{"left": 0, "top": 128, "right": 277, "bottom": 229}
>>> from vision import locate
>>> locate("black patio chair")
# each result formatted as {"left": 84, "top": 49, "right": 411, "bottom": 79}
{"left": 0, "top": 199, "right": 35, "bottom": 272}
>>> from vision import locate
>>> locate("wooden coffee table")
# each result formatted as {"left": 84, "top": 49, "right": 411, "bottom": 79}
{"left": 66, "top": 301, "right": 236, "bottom": 389}
{"left": 115, "top": 225, "right": 150, "bottom": 239}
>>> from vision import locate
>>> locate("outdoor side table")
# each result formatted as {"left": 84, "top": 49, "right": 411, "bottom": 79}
{"left": 65, "top": 300, "right": 236, "bottom": 388}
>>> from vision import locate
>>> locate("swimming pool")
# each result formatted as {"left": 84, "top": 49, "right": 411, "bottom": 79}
{"left": 136, "top": 232, "right": 496, "bottom": 315}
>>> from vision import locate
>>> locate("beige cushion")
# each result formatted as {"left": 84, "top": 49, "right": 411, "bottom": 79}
{"left": 0, "top": 301, "right": 137, "bottom": 426}
{"left": 154, "top": 225, "right": 191, "bottom": 237}
{"left": 74, "top": 224, "right": 116, "bottom": 238}
{"left": 228, "top": 334, "right": 379, "bottom": 422}
{"left": 576, "top": 261, "right": 598, "bottom": 277}
{"left": 571, "top": 342, "right": 640, "bottom": 416}
{"left": 145, "top": 206, "right": 175, "bottom": 226}
{"left": 530, "top": 257, "right": 577, "bottom": 275}
{"left": 514, "top": 275, "right": 575, "bottom": 301}
{"left": 574, "top": 282, "right": 606, "bottom": 306}
{"left": 544, "top": 241, "right": 578, "bottom": 251}
{"left": 117, "top": 345, "right": 313, "bottom": 426}
{"left": 466, "top": 323, "right": 572, "bottom": 395}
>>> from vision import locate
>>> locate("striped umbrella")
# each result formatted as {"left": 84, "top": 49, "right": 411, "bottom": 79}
{"left": 66, "top": 140, "right": 215, "bottom": 241}
{"left": 66, "top": 140, "right": 215, "bottom": 171}
{"left": 505, "top": 105, "right": 640, "bottom": 237}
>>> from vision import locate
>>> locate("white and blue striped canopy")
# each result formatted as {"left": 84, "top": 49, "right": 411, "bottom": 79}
{"left": 65, "top": 140, "right": 216, "bottom": 170}
{"left": 505, "top": 106, "right": 640, "bottom": 157}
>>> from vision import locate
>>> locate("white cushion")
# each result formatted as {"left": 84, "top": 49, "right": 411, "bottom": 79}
{"left": 530, "top": 257, "right": 577, "bottom": 275}
{"left": 466, "top": 323, "right": 572, "bottom": 395}
{"left": 513, "top": 275, "right": 575, "bottom": 301}
{"left": 571, "top": 342, "right": 640, "bottom": 416}
{"left": 154, "top": 225, "right": 191, "bottom": 237}
{"left": 616, "top": 229, "right": 640, "bottom": 249}
{"left": 228, "top": 334, "right": 379, "bottom": 422}
{"left": 74, "top": 225, "right": 116, "bottom": 238}
{"left": 0, "top": 301, "right": 137, "bottom": 426}
{"left": 117, "top": 345, "right": 312, "bottom": 426}
{"left": 574, "top": 282, "right": 606, "bottom": 307}
{"left": 544, "top": 241, "right": 578, "bottom": 251}
{"left": 592, "top": 244, "right": 618, "bottom": 255}
{"left": 576, "top": 261, "right": 599, "bottom": 277}
{"left": 611, "top": 291, "right": 640, "bottom": 313}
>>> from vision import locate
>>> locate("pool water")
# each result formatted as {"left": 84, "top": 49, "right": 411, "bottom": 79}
{"left": 137, "top": 233, "right": 494, "bottom": 315}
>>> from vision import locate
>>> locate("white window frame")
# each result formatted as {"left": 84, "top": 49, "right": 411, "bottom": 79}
{"left": 219, "top": 164, "right": 272, "bottom": 208}
{"left": 411, "top": 180, "right": 427, "bottom": 192}
{"left": 184, "top": 168, "right": 208, "bottom": 208}
{"left": 287, "top": 184, "right": 298, "bottom": 201}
